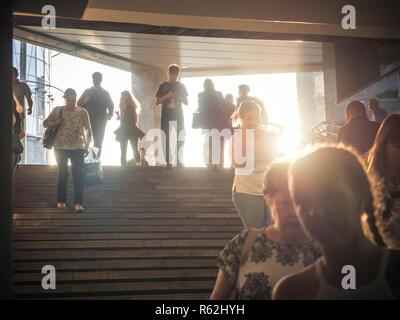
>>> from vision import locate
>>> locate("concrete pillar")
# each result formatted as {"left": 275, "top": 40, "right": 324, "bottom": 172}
{"left": 131, "top": 67, "right": 165, "bottom": 165}
{"left": 0, "top": 2, "right": 14, "bottom": 299}
{"left": 296, "top": 71, "right": 326, "bottom": 131}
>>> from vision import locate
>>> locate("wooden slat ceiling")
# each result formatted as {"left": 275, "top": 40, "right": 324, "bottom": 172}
{"left": 22, "top": 26, "right": 323, "bottom": 76}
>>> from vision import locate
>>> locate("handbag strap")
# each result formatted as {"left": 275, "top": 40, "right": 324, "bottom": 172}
{"left": 59, "top": 107, "right": 63, "bottom": 118}
{"left": 239, "top": 228, "right": 264, "bottom": 266}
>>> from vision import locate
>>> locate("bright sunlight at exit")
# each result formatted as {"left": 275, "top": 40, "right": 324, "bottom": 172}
{"left": 49, "top": 53, "right": 300, "bottom": 167}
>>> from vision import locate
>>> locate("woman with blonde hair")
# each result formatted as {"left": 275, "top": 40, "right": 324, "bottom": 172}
{"left": 115, "top": 90, "right": 143, "bottom": 167}
{"left": 273, "top": 145, "right": 400, "bottom": 300}
{"left": 367, "top": 113, "right": 400, "bottom": 249}
{"left": 230, "top": 101, "right": 279, "bottom": 228}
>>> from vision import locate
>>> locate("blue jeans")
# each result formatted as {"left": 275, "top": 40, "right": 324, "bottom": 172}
{"left": 232, "top": 191, "right": 272, "bottom": 228}
{"left": 54, "top": 149, "right": 84, "bottom": 205}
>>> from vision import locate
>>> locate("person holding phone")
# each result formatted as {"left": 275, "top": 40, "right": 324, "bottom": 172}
{"left": 155, "top": 64, "right": 188, "bottom": 168}
{"left": 115, "top": 91, "right": 142, "bottom": 167}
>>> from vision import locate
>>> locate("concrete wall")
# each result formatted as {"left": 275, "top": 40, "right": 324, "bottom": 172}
{"left": 132, "top": 67, "right": 165, "bottom": 164}
{"left": 296, "top": 71, "right": 326, "bottom": 131}
{"left": 322, "top": 43, "right": 400, "bottom": 121}
{"left": 322, "top": 43, "right": 400, "bottom": 123}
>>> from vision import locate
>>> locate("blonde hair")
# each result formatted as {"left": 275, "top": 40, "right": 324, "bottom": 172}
{"left": 231, "top": 100, "right": 262, "bottom": 128}
{"left": 121, "top": 91, "right": 141, "bottom": 114}
{"left": 367, "top": 113, "right": 400, "bottom": 178}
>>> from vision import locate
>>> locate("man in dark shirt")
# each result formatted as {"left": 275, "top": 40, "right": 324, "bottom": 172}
{"left": 337, "top": 100, "right": 381, "bottom": 156}
{"left": 77, "top": 72, "right": 114, "bottom": 157}
{"left": 368, "top": 98, "right": 388, "bottom": 123}
{"left": 155, "top": 64, "right": 188, "bottom": 168}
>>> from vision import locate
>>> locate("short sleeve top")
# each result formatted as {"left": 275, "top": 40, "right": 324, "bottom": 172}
{"left": 43, "top": 106, "right": 92, "bottom": 150}
{"left": 231, "top": 129, "right": 279, "bottom": 196}
{"left": 217, "top": 228, "right": 321, "bottom": 300}
{"left": 156, "top": 81, "right": 188, "bottom": 118}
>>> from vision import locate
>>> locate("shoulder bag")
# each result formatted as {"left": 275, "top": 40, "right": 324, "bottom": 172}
{"left": 42, "top": 107, "right": 63, "bottom": 149}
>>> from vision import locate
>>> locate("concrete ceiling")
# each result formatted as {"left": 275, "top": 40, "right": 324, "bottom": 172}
{"left": 14, "top": 0, "right": 399, "bottom": 77}
{"left": 15, "top": 25, "right": 322, "bottom": 77}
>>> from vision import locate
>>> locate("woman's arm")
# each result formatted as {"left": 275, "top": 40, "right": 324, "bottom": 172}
{"left": 118, "top": 103, "right": 126, "bottom": 120}
{"left": 210, "top": 269, "right": 235, "bottom": 300}
{"left": 82, "top": 110, "right": 92, "bottom": 148}
{"left": 231, "top": 129, "right": 247, "bottom": 168}
{"left": 43, "top": 107, "right": 61, "bottom": 128}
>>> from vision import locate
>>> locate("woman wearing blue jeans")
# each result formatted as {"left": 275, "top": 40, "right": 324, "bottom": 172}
{"left": 230, "top": 101, "right": 279, "bottom": 228}
{"left": 43, "top": 88, "right": 92, "bottom": 213}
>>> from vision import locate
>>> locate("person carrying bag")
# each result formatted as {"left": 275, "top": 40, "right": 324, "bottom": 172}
{"left": 42, "top": 108, "right": 63, "bottom": 149}
{"left": 83, "top": 147, "right": 103, "bottom": 186}
{"left": 43, "top": 88, "right": 92, "bottom": 213}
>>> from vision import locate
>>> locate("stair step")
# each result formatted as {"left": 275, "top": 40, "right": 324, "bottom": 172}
{"left": 12, "top": 165, "right": 241, "bottom": 300}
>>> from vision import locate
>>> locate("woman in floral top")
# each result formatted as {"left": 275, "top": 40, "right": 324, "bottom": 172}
{"left": 367, "top": 113, "right": 400, "bottom": 249}
{"left": 43, "top": 88, "right": 92, "bottom": 213}
{"left": 210, "top": 162, "right": 321, "bottom": 300}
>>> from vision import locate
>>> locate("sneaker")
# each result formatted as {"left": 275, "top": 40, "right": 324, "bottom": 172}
{"left": 166, "top": 164, "right": 172, "bottom": 169}
{"left": 74, "top": 204, "right": 84, "bottom": 213}
{"left": 57, "top": 202, "right": 66, "bottom": 209}
{"left": 177, "top": 163, "right": 184, "bottom": 169}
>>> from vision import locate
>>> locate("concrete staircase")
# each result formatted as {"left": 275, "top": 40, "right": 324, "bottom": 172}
{"left": 12, "top": 165, "right": 241, "bottom": 299}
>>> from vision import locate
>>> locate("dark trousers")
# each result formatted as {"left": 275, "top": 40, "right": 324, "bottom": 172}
{"left": 161, "top": 117, "right": 184, "bottom": 165}
{"left": 54, "top": 149, "right": 84, "bottom": 205}
{"left": 91, "top": 120, "right": 107, "bottom": 157}
{"left": 120, "top": 137, "right": 140, "bottom": 166}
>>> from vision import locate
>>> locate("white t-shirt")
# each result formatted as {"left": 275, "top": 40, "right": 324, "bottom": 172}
{"left": 231, "top": 128, "right": 279, "bottom": 196}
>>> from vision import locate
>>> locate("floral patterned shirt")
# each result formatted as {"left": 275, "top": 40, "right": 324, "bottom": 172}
{"left": 217, "top": 228, "right": 321, "bottom": 300}
{"left": 43, "top": 106, "right": 92, "bottom": 150}
{"left": 380, "top": 177, "right": 400, "bottom": 249}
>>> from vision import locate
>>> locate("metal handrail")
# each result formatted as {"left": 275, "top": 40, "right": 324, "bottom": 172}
{"left": 26, "top": 80, "right": 64, "bottom": 93}
{"left": 266, "top": 122, "right": 337, "bottom": 143}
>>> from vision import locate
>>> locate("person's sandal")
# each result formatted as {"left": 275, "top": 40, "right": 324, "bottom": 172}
{"left": 74, "top": 204, "right": 84, "bottom": 213}
{"left": 57, "top": 202, "right": 66, "bottom": 209}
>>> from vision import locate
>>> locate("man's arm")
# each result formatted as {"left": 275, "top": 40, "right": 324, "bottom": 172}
{"left": 24, "top": 84, "right": 33, "bottom": 115}
{"left": 77, "top": 90, "right": 89, "bottom": 108}
{"left": 181, "top": 95, "right": 188, "bottom": 106}
{"left": 26, "top": 95, "right": 33, "bottom": 115}
{"left": 180, "top": 84, "right": 188, "bottom": 106}
{"left": 106, "top": 91, "right": 114, "bottom": 120}
{"left": 155, "top": 92, "right": 173, "bottom": 106}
